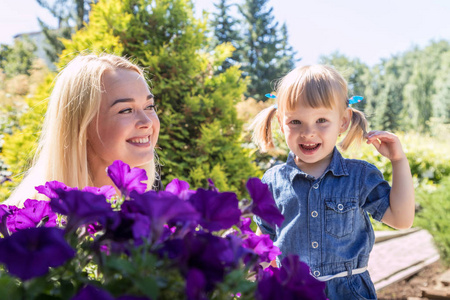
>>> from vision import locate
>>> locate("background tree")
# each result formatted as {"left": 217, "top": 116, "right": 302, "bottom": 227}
{"left": 237, "top": 0, "right": 297, "bottom": 100}
{"left": 0, "top": 37, "right": 37, "bottom": 78}
{"left": 210, "top": 0, "right": 241, "bottom": 73}
{"left": 36, "top": 0, "right": 96, "bottom": 64}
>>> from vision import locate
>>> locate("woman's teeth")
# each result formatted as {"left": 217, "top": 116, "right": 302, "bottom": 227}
{"left": 129, "top": 136, "right": 149, "bottom": 144}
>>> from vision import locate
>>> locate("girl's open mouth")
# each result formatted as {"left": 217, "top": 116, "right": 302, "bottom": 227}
{"left": 300, "top": 143, "right": 321, "bottom": 154}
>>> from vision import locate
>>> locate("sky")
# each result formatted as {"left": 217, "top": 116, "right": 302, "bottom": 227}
{"left": 1, "top": 0, "right": 450, "bottom": 66}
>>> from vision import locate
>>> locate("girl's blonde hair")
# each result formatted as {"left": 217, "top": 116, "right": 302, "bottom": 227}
{"left": 251, "top": 65, "right": 368, "bottom": 152}
{"left": 6, "top": 53, "right": 157, "bottom": 206}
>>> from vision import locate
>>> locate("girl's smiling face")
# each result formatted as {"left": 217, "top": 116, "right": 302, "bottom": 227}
{"left": 279, "top": 103, "right": 351, "bottom": 175}
{"left": 87, "top": 68, "right": 160, "bottom": 172}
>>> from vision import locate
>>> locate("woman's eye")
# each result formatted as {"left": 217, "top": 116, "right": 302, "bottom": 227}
{"left": 317, "top": 118, "right": 327, "bottom": 123}
{"left": 119, "top": 108, "right": 132, "bottom": 114}
{"left": 146, "top": 104, "right": 158, "bottom": 112}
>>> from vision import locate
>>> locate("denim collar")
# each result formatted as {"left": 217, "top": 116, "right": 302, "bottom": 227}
{"left": 285, "top": 147, "right": 349, "bottom": 182}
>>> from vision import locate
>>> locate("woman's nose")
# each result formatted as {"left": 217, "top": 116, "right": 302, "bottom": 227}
{"left": 136, "top": 110, "right": 153, "bottom": 128}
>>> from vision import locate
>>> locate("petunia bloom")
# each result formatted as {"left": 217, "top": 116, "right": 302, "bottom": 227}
{"left": 6, "top": 199, "right": 57, "bottom": 233}
{"left": 188, "top": 189, "right": 241, "bottom": 232}
{"left": 246, "top": 178, "right": 284, "bottom": 227}
{"left": 72, "top": 284, "right": 115, "bottom": 300}
{"left": 255, "top": 255, "right": 327, "bottom": 300}
{"left": 165, "top": 178, "right": 196, "bottom": 200}
{"left": 241, "top": 233, "right": 281, "bottom": 263}
{"left": 107, "top": 160, "right": 147, "bottom": 197}
{"left": 0, "top": 227, "right": 75, "bottom": 281}
{"left": 122, "top": 191, "right": 199, "bottom": 242}
{"left": 35, "top": 181, "right": 77, "bottom": 200}
{"left": 50, "top": 189, "right": 118, "bottom": 233}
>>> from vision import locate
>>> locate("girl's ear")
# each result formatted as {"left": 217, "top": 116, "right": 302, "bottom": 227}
{"left": 340, "top": 107, "right": 352, "bottom": 132}
{"left": 277, "top": 113, "right": 284, "bottom": 134}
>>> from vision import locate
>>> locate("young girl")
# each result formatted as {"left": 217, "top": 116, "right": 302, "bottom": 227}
{"left": 4, "top": 53, "right": 161, "bottom": 207}
{"left": 252, "top": 65, "right": 415, "bottom": 299}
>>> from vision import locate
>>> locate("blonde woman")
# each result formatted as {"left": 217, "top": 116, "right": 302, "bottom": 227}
{"left": 5, "top": 53, "right": 161, "bottom": 206}
{"left": 251, "top": 65, "right": 414, "bottom": 299}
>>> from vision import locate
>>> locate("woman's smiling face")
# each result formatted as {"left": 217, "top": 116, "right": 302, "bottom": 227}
{"left": 87, "top": 68, "right": 160, "bottom": 171}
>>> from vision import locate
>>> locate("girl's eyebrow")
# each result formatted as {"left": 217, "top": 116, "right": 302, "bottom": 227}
{"left": 110, "top": 94, "right": 154, "bottom": 107}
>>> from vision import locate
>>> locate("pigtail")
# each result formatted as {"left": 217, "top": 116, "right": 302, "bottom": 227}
{"left": 250, "top": 106, "right": 278, "bottom": 152}
{"left": 339, "top": 107, "right": 368, "bottom": 151}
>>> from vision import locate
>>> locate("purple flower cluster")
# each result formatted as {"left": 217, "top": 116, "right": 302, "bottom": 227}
{"left": 0, "top": 160, "right": 327, "bottom": 300}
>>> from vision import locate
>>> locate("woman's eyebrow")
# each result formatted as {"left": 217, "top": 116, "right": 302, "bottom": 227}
{"left": 110, "top": 94, "right": 154, "bottom": 107}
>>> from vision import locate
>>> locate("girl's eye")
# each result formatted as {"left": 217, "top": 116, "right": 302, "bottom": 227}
{"left": 119, "top": 108, "right": 132, "bottom": 114}
{"left": 290, "top": 120, "right": 301, "bottom": 124}
{"left": 317, "top": 118, "right": 327, "bottom": 123}
{"left": 146, "top": 104, "right": 158, "bottom": 112}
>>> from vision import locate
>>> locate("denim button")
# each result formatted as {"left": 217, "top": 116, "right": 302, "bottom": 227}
{"left": 311, "top": 211, "right": 318, "bottom": 217}
{"left": 313, "top": 270, "right": 320, "bottom": 277}
{"left": 312, "top": 241, "right": 318, "bottom": 248}
{"left": 337, "top": 203, "right": 344, "bottom": 211}
{"left": 313, "top": 183, "right": 319, "bottom": 189}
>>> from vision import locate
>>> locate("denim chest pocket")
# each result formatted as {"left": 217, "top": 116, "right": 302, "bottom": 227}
{"left": 325, "top": 199, "right": 358, "bottom": 238}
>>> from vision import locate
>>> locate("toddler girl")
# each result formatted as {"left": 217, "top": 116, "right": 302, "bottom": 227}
{"left": 252, "top": 65, "right": 415, "bottom": 299}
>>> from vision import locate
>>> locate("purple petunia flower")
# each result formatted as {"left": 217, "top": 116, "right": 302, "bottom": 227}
{"left": 50, "top": 189, "right": 118, "bottom": 233}
{"left": 159, "top": 231, "right": 249, "bottom": 294}
{"left": 107, "top": 160, "right": 147, "bottom": 197}
{"left": 255, "top": 255, "right": 327, "bottom": 300}
{"left": 0, "top": 204, "right": 18, "bottom": 237}
{"left": 72, "top": 284, "right": 115, "bottom": 300}
{"left": 188, "top": 189, "right": 241, "bottom": 232}
{"left": 165, "top": 178, "right": 195, "bottom": 200}
{"left": 0, "top": 227, "right": 75, "bottom": 281}
{"left": 35, "top": 181, "right": 77, "bottom": 200}
{"left": 246, "top": 178, "right": 284, "bottom": 227}
{"left": 241, "top": 233, "right": 281, "bottom": 263}
{"left": 6, "top": 199, "right": 57, "bottom": 233}
{"left": 186, "top": 268, "right": 207, "bottom": 300}
{"left": 122, "top": 191, "right": 199, "bottom": 242}
{"left": 82, "top": 185, "right": 117, "bottom": 199}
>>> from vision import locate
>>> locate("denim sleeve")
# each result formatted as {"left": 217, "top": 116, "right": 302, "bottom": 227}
{"left": 360, "top": 162, "right": 391, "bottom": 222}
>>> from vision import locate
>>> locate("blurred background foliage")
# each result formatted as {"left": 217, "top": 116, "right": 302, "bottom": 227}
{"left": 1, "top": 0, "right": 450, "bottom": 264}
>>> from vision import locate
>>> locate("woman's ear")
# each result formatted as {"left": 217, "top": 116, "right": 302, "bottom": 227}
{"left": 340, "top": 107, "right": 352, "bottom": 132}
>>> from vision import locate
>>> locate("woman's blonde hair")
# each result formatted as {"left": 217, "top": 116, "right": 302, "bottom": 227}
{"left": 6, "top": 53, "right": 157, "bottom": 206}
{"left": 251, "top": 65, "right": 368, "bottom": 152}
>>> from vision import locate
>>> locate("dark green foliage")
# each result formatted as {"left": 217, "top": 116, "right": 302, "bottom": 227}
{"left": 415, "top": 176, "right": 450, "bottom": 266}
{"left": 210, "top": 0, "right": 241, "bottom": 73}
{"left": 237, "top": 0, "right": 298, "bottom": 100}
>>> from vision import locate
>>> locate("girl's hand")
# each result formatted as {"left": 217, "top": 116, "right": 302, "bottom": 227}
{"left": 365, "top": 130, "right": 406, "bottom": 162}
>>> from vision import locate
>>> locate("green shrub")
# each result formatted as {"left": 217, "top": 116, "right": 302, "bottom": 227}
{"left": 414, "top": 176, "right": 450, "bottom": 266}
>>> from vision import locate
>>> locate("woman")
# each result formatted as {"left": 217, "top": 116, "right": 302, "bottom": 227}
{"left": 5, "top": 53, "right": 161, "bottom": 206}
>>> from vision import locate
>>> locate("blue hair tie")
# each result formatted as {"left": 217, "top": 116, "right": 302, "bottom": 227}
{"left": 348, "top": 96, "right": 364, "bottom": 106}
{"left": 265, "top": 93, "right": 276, "bottom": 99}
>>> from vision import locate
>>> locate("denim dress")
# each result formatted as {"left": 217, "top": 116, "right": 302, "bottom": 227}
{"left": 254, "top": 148, "right": 391, "bottom": 300}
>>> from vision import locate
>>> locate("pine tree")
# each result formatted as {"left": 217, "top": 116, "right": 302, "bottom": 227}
{"left": 210, "top": 0, "right": 241, "bottom": 73}
{"left": 237, "top": 0, "right": 297, "bottom": 100}
{"left": 37, "top": 0, "right": 95, "bottom": 64}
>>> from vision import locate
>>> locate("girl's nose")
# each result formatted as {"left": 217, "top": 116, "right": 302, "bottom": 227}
{"left": 301, "top": 125, "right": 315, "bottom": 137}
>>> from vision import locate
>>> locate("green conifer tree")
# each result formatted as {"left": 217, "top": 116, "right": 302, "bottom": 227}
{"left": 210, "top": 0, "right": 241, "bottom": 73}
{"left": 238, "top": 0, "right": 297, "bottom": 100}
